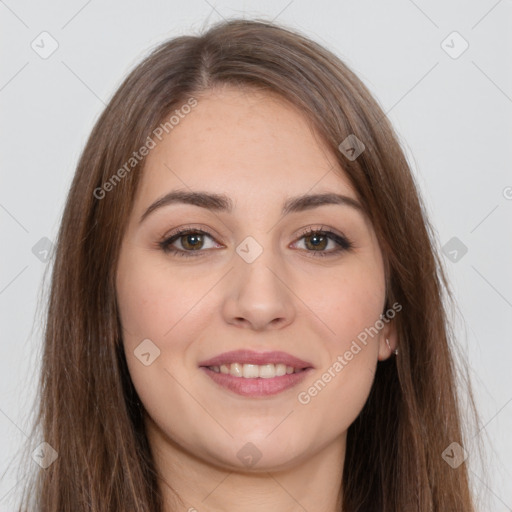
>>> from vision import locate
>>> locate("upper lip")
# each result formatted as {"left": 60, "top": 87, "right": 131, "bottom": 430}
{"left": 198, "top": 350, "right": 314, "bottom": 369}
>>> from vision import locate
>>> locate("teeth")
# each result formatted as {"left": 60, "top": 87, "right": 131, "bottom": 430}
{"left": 208, "top": 363, "right": 302, "bottom": 378}
{"left": 242, "top": 364, "right": 259, "bottom": 378}
{"left": 231, "top": 363, "right": 243, "bottom": 377}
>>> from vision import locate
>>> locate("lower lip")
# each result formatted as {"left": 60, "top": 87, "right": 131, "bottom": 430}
{"left": 200, "top": 367, "right": 313, "bottom": 397}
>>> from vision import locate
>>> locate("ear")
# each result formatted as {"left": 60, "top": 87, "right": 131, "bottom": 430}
{"left": 377, "top": 319, "right": 398, "bottom": 361}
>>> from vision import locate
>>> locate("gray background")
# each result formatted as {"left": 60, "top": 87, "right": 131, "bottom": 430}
{"left": 1, "top": 0, "right": 511, "bottom": 510}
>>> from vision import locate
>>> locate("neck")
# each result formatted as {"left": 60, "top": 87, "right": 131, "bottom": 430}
{"left": 145, "top": 416, "right": 345, "bottom": 512}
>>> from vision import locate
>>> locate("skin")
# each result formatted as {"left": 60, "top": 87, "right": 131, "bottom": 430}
{"left": 116, "top": 85, "right": 397, "bottom": 512}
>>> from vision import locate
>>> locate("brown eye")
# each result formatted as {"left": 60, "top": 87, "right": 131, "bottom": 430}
{"left": 180, "top": 233, "right": 205, "bottom": 250}
{"left": 303, "top": 232, "right": 329, "bottom": 251}
{"left": 293, "top": 228, "right": 354, "bottom": 257}
{"left": 159, "top": 228, "right": 219, "bottom": 257}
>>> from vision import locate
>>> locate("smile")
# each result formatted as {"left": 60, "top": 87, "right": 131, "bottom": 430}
{"left": 198, "top": 350, "right": 314, "bottom": 397}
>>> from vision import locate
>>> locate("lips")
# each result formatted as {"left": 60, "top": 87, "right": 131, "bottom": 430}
{"left": 198, "top": 350, "right": 314, "bottom": 397}
{"left": 198, "top": 349, "right": 313, "bottom": 369}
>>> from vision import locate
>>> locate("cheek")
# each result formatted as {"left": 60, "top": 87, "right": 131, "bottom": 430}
{"left": 115, "top": 246, "right": 221, "bottom": 389}
{"left": 293, "top": 257, "right": 385, "bottom": 422}
{"left": 116, "top": 248, "right": 213, "bottom": 344}
{"left": 305, "top": 258, "right": 386, "bottom": 348}
{"left": 116, "top": 252, "right": 218, "bottom": 447}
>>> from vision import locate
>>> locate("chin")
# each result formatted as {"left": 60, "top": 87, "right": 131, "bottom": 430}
{"left": 202, "top": 431, "right": 312, "bottom": 472}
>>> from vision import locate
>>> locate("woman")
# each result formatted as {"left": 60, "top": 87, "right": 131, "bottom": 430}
{"left": 19, "top": 18, "right": 479, "bottom": 511}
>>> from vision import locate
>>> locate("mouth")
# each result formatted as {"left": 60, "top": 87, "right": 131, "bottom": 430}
{"left": 198, "top": 350, "right": 314, "bottom": 397}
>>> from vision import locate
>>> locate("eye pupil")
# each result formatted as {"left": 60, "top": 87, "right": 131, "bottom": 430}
{"left": 182, "top": 233, "right": 203, "bottom": 250}
{"left": 305, "top": 233, "right": 327, "bottom": 250}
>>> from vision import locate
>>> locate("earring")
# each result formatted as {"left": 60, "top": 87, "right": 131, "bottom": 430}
{"left": 386, "top": 338, "right": 398, "bottom": 356}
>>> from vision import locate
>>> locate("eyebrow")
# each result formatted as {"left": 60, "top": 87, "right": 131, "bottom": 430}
{"left": 139, "top": 190, "right": 364, "bottom": 224}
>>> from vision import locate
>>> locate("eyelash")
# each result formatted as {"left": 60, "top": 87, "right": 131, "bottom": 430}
{"left": 158, "top": 225, "right": 354, "bottom": 259}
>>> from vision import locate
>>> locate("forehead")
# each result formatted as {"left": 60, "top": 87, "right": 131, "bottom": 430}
{"left": 138, "top": 86, "right": 357, "bottom": 206}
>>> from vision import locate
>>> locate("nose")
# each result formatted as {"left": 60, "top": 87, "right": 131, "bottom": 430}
{"left": 221, "top": 248, "right": 296, "bottom": 331}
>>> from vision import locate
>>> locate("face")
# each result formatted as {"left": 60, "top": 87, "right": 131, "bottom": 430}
{"left": 116, "top": 85, "right": 397, "bottom": 472}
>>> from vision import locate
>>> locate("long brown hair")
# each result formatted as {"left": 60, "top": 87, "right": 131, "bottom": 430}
{"left": 16, "top": 18, "right": 480, "bottom": 511}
